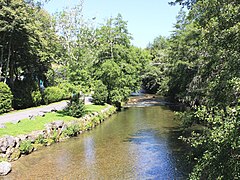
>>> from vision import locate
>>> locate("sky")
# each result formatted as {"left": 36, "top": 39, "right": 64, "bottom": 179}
{"left": 44, "top": 0, "right": 181, "bottom": 48}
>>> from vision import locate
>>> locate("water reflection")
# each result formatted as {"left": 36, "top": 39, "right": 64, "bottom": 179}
{"left": 6, "top": 105, "right": 190, "bottom": 179}
{"left": 126, "top": 129, "right": 184, "bottom": 179}
{"left": 83, "top": 137, "right": 96, "bottom": 166}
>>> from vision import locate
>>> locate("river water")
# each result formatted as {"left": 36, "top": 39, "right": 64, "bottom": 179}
{"left": 5, "top": 101, "right": 190, "bottom": 179}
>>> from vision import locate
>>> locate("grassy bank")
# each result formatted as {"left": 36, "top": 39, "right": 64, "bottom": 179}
{"left": 0, "top": 104, "right": 108, "bottom": 137}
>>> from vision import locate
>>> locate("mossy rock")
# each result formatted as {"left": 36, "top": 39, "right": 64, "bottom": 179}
{"left": 0, "top": 157, "right": 8, "bottom": 162}
{"left": 32, "top": 143, "right": 44, "bottom": 151}
{"left": 46, "top": 138, "right": 54, "bottom": 146}
{"left": 9, "top": 149, "right": 21, "bottom": 161}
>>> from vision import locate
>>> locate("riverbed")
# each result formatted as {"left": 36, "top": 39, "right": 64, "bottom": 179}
{"left": 5, "top": 100, "right": 191, "bottom": 179}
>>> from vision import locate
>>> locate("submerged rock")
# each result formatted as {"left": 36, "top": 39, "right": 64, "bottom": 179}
{"left": 0, "top": 162, "right": 11, "bottom": 176}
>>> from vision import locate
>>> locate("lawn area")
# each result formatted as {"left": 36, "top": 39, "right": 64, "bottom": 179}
{"left": 85, "top": 104, "right": 108, "bottom": 113}
{"left": 0, "top": 104, "right": 107, "bottom": 137}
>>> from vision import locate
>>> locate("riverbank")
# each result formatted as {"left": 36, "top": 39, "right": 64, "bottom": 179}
{"left": 6, "top": 99, "right": 191, "bottom": 179}
{"left": 0, "top": 104, "right": 116, "bottom": 176}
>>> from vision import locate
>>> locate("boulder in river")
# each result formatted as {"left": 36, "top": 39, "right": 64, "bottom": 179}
{"left": 0, "top": 162, "right": 11, "bottom": 176}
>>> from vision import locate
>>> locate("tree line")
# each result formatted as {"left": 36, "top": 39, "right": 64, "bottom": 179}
{"left": 0, "top": 0, "right": 151, "bottom": 110}
{"left": 1, "top": 0, "right": 239, "bottom": 178}
{"left": 147, "top": 0, "right": 239, "bottom": 179}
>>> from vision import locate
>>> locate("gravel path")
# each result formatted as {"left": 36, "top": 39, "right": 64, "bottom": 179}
{"left": 0, "top": 101, "right": 68, "bottom": 125}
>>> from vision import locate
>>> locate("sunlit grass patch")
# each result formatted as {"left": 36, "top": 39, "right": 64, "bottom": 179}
{"left": 85, "top": 104, "right": 108, "bottom": 113}
{"left": 0, "top": 104, "right": 109, "bottom": 137}
{"left": 0, "top": 112, "right": 77, "bottom": 137}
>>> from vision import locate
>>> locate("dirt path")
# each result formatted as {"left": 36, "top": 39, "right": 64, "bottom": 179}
{"left": 0, "top": 101, "right": 68, "bottom": 125}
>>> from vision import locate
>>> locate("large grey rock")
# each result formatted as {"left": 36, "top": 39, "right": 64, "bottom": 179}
{"left": 5, "top": 136, "right": 16, "bottom": 148}
{"left": 54, "top": 120, "right": 64, "bottom": 129}
{"left": 6, "top": 147, "right": 14, "bottom": 158}
{"left": 0, "top": 136, "right": 16, "bottom": 153}
{"left": 27, "top": 130, "right": 43, "bottom": 142}
{"left": 61, "top": 124, "right": 67, "bottom": 131}
{"left": 0, "top": 162, "right": 11, "bottom": 176}
{"left": 17, "top": 135, "right": 28, "bottom": 141}
{"left": 45, "top": 123, "right": 54, "bottom": 135}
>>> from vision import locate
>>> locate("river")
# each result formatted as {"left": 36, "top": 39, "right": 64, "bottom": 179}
{"left": 5, "top": 100, "right": 191, "bottom": 179}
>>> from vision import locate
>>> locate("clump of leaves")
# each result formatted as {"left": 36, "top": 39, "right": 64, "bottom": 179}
{"left": 19, "top": 140, "right": 34, "bottom": 154}
{"left": 35, "top": 134, "right": 48, "bottom": 145}
{"left": 64, "top": 97, "right": 86, "bottom": 118}
{"left": 62, "top": 124, "right": 80, "bottom": 137}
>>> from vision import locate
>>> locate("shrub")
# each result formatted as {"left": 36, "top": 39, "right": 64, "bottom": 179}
{"left": 19, "top": 140, "right": 34, "bottom": 154}
{"left": 92, "top": 81, "right": 108, "bottom": 105}
{"left": 31, "top": 90, "right": 42, "bottom": 106}
{"left": 0, "top": 82, "right": 13, "bottom": 114}
{"left": 64, "top": 100, "right": 85, "bottom": 118}
{"left": 85, "top": 121, "right": 94, "bottom": 130}
{"left": 63, "top": 124, "right": 80, "bottom": 137}
{"left": 35, "top": 134, "right": 47, "bottom": 145}
{"left": 12, "top": 79, "right": 37, "bottom": 109}
{"left": 43, "top": 86, "right": 65, "bottom": 104}
{"left": 57, "top": 82, "right": 80, "bottom": 99}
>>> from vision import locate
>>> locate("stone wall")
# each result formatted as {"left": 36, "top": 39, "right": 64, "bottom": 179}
{"left": 0, "top": 105, "right": 116, "bottom": 175}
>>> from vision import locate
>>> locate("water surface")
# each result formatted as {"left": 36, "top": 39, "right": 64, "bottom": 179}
{"left": 5, "top": 104, "right": 190, "bottom": 179}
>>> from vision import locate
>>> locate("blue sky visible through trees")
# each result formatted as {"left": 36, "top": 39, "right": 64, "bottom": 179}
{"left": 44, "top": 0, "right": 181, "bottom": 48}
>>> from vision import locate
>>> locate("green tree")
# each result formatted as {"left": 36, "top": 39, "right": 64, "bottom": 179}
{"left": 93, "top": 15, "right": 149, "bottom": 107}
{"left": 0, "top": 0, "right": 57, "bottom": 108}
{"left": 165, "top": 0, "right": 240, "bottom": 178}
{"left": 143, "top": 35, "right": 169, "bottom": 94}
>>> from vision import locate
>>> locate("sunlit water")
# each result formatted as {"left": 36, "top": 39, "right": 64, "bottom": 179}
{"left": 4, "top": 103, "right": 190, "bottom": 179}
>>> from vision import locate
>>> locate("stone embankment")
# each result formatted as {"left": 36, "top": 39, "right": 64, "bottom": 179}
{"left": 0, "top": 105, "right": 116, "bottom": 176}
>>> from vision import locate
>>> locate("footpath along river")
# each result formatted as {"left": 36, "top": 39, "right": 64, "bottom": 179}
{"left": 4, "top": 98, "right": 191, "bottom": 179}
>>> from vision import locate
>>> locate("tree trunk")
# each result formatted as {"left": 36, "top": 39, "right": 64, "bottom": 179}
{"left": 9, "top": 59, "right": 14, "bottom": 90}
{"left": 0, "top": 46, "right": 3, "bottom": 80}
{"left": 4, "top": 37, "right": 12, "bottom": 84}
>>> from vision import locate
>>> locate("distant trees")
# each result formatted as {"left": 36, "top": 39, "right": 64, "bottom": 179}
{"left": 143, "top": 36, "right": 169, "bottom": 94}
{"left": 93, "top": 15, "right": 150, "bottom": 107}
{"left": 53, "top": 10, "right": 151, "bottom": 107}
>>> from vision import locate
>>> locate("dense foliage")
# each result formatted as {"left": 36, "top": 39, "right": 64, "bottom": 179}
{"left": 0, "top": 0, "right": 60, "bottom": 109}
{"left": 54, "top": 11, "right": 151, "bottom": 107}
{"left": 64, "top": 93, "right": 86, "bottom": 118}
{"left": 43, "top": 86, "right": 65, "bottom": 104}
{"left": 148, "top": 0, "right": 240, "bottom": 179}
{"left": 0, "top": 82, "right": 13, "bottom": 114}
{"left": 0, "top": 1, "right": 150, "bottom": 110}
{"left": 143, "top": 36, "right": 169, "bottom": 94}
{"left": 92, "top": 80, "right": 108, "bottom": 105}
{"left": 2, "top": 0, "right": 238, "bottom": 178}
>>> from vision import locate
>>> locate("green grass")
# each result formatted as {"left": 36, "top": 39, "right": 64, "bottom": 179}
{"left": 0, "top": 104, "right": 107, "bottom": 137}
{"left": 0, "top": 113, "right": 77, "bottom": 137}
{"left": 85, "top": 104, "right": 108, "bottom": 113}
